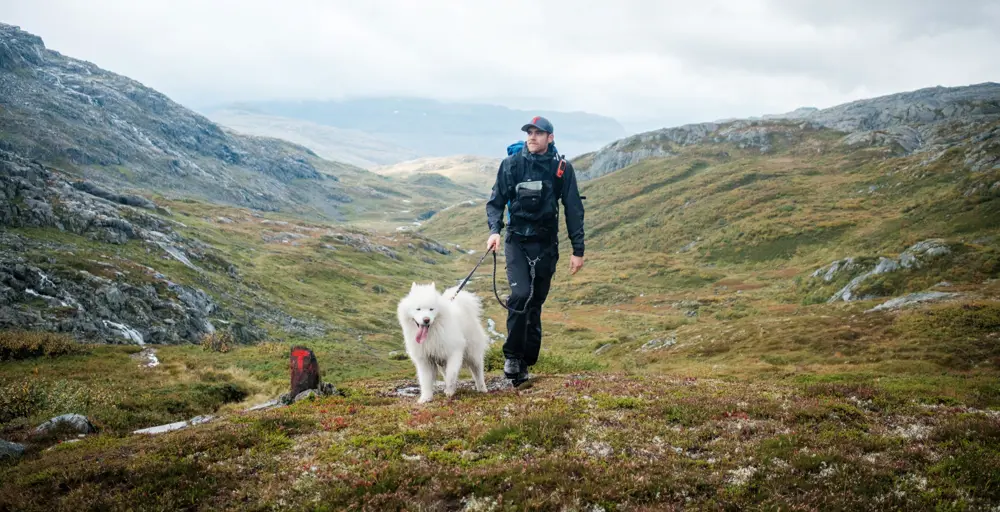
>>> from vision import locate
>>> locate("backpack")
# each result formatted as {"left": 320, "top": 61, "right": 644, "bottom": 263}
{"left": 504, "top": 141, "right": 569, "bottom": 227}
{"left": 505, "top": 141, "right": 568, "bottom": 185}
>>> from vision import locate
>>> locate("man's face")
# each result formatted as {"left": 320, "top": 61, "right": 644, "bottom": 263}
{"left": 525, "top": 128, "right": 554, "bottom": 154}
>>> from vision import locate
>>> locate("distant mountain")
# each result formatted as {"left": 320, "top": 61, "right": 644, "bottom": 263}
{"left": 0, "top": 22, "right": 475, "bottom": 224}
{"left": 199, "top": 98, "right": 629, "bottom": 160}
{"left": 371, "top": 155, "right": 501, "bottom": 194}
{"left": 205, "top": 109, "right": 421, "bottom": 169}
{"left": 0, "top": 22, "right": 479, "bottom": 347}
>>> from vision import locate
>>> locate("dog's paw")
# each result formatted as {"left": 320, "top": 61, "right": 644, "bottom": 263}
{"left": 417, "top": 395, "right": 433, "bottom": 404}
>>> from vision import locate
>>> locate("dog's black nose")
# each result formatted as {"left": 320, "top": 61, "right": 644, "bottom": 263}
{"left": 422, "top": 317, "right": 430, "bottom": 325}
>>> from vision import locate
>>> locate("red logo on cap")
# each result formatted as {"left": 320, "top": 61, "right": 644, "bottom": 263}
{"left": 532, "top": 116, "right": 540, "bottom": 124}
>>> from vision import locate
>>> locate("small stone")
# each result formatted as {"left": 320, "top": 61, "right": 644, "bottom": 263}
{"left": 865, "top": 291, "right": 960, "bottom": 313}
{"left": 0, "top": 440, "right": 26, "bottom": 461}
{"left": 34, "top": 413, "right": 95, "bottom": 436}
{"left": 317, "top": 382, "right": 338, "bottom": 396}
{"left": 293, "top": 389, "right": 318, "bottom": 402}
{"left": 594, "top": 343, "right": 614, "bottom": 355}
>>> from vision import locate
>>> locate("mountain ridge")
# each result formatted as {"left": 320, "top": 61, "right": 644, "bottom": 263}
{"left": 576, "top": 82, "right": 1000, "bottom": 180}
{"left": 0, "top": 22, "right": 478, "bottom": 225}
{"left": 200, "top": 96, "right": 629, "bottom": 160}
{"left": 205, "top": 108, "right": 422, "bottom": 169}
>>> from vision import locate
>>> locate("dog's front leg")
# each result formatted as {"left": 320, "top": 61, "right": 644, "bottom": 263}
{"left": 414, "top": 357, "right": 436, "bottom": 403}
{"left": 443, "top": 351, "right": 464, "bottom": 397}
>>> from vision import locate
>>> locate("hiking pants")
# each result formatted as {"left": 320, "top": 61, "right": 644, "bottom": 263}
{"left": 502, "top": 235, "right": 559, "bottom": 367}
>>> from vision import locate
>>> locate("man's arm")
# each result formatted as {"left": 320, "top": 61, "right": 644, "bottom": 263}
{"left": 561, "top": 161, "right": 585, "bottom": 258}
{"left": 485, "top": 160, "right": 509, "bottom": 236}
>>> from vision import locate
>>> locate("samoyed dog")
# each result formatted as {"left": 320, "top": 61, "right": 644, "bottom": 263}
{"left": 397, "top": 282, "right": 489, "bottom": 403}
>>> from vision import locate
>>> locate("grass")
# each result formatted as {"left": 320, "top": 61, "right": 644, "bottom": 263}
{"left": 2, "top": 120, "right": 999, "bottom": 508}
{"left": 0, "top": 343, "right": 257, "bottom": 435}
{"left": 0, "top": 331, "right": 87, "bottom": 361}
{"left": 2, "top": 373, "right": 998, "bottom": 510}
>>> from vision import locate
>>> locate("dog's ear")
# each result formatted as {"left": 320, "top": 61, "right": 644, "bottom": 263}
{"left": 430, "top": 281, "right": 436, "bottom": 290}
{"left": 411, "top": 281, "right": 417, "bottom": 289}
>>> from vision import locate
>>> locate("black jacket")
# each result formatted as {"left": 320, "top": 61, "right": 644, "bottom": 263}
{"left": 486, "top": 144, "right": 585, "bottom": 257}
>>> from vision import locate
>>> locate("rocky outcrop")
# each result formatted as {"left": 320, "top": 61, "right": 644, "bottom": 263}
{"left": 578, "top": 83, "right": 1000, "bottom": 179}
{"left": 0, "top": 23, "right": 345, "bottom": 216}
{"left": 0, "top": 254, "right": 222, "bottom": 344}
{"left": 770, "top": 83, "right": 1000, "bottom": 136}
{"left": 1, "top": 149, "right": 171, "bottom": 244}
{"left": 133, "top": 414, "right": 214, "bottom": 436}
{"left": 326, "top": 232, "right": 399, "bottom": 260}
{"left": 0, "top": 149, "right": 267, "bottom": 345}
{"left": 810, "top": 239, "right": 953, "bottom": 303}
{"left": 865, "top": 291, "right": 961, "bottom": 313}
{"left": 578, "top": 124, "right": 712, "bottom": 180}
{"left": 33, "top": 413, "right": 95, "bottom": 436}
{"left": 0, "top": 440, "right": 26, "bottom": 461}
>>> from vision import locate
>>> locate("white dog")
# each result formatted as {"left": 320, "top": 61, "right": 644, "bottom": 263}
{"left": 397, "top": 281, "right": 489, "bottom": 403}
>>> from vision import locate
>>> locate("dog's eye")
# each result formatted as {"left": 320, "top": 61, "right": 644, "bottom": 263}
{"left": 429, "top": 308, "right": 434, "bottom": 311}
{"left": 416, "top": 308, "right": 421, "bottom": 311}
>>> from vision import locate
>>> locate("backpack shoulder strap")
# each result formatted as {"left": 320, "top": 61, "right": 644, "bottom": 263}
{"left": 554, "top": 154, "right": 567, "bottom": 200}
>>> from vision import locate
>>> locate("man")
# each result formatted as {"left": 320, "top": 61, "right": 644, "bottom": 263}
{"left": 485, "top": 115, "right": 585, "bottom": 386}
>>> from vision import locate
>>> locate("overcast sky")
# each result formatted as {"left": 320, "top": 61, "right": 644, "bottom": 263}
{"left": 4, "top": 0, "right": 999, "bottom": 132}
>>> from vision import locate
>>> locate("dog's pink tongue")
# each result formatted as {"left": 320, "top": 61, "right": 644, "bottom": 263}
{"left": 416, "top": 325, "right": 429, "bottom": 344}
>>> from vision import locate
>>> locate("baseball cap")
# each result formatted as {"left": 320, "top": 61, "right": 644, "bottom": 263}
{"left": 521, "top": 116, "right": 554, "bottom": 134}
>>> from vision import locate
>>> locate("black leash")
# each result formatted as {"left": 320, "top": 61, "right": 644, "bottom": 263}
{"left": 452, "top": 248, "right": 492, "bottom": 297}
{"left": 492, "top": 249, "right": 537, "bottom": 314}
{"left": 451, "top": 245, "right": 537, "bottom": 315}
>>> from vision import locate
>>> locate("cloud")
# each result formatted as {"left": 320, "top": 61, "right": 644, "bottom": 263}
{"left": 4, "top": 0, "right": 999, "bottom": 131}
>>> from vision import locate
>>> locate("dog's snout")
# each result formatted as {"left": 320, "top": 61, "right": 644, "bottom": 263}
{"left": 422, "top": 317, "right": 430, "bottom": 325}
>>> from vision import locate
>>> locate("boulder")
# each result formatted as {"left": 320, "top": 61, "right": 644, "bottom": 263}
{"left": 34, "top": 413, "right": 95, "bottom": 436}
{"left": 0, "top": 440, "right": 26, "bottom": 461}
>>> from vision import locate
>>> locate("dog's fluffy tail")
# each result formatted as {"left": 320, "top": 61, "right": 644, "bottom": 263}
{"left": 443, "top": 285, "right": 483, "bottom": 318}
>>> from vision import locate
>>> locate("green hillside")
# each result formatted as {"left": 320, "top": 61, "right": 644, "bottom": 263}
{"left": 4, "top": 78, "right": 1000, "bottom": 509}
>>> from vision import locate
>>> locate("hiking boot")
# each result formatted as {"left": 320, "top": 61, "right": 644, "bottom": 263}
{"left": 504, "top": 358, "right": 528, "bottom": 384}
{"left": 503, "top": 358, "right": 522, "bottom": 378}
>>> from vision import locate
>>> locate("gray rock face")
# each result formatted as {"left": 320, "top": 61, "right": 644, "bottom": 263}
{"left": 583, "top": 144, "right": 673, "bottom": 181}
{"left": 813, "top": 239, "right": 953, "bottom": 303}
{"left": 0, "top": 22, "right": 345, "bottom": 215}
{"left": 327, "top": 232, "right": 398, "bottom": 260}
{"left": 0, "top": 149, "right": 270, "bottom": 345}
{"left": 578, "top": 83, "right": 1000, "bottom": 179}
{"left": 866, "top": 291, "right": 960, "bottom": 313}
{"left": 34, "top": 413, "right": 95, "bottom": 435}
{"left": 419, "top": 240, "right": 451, "bottom": 255}
{"left": 0, "top": 440, "right": 26, "bottom": 461}
{"left": 774, "top": 84, "right": 1000, "bottom": 134}
{"left": 279, "top": 381, "right": 340, "bottom": 405}
{"left": 133, "top": 414, "right": 214, "bottom": 435}
{"left": 71, "top": 181, "right": 156, "bottom": 210}
{"left": 639, "top": 332, "right": 677, "bottom": 351}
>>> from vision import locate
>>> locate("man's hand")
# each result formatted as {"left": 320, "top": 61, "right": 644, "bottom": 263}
{"left": 569, "top": 255, "right": 584, "bottom": 275}
{"left": 486, "top": 234, "right": 501, "bottom": 252}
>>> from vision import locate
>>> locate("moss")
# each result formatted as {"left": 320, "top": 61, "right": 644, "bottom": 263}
{"left": 0, "top": 331, "right": 89, "bottom": 361}
{"left": 477, "top": 412, "right": 574, "bottom": 450}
